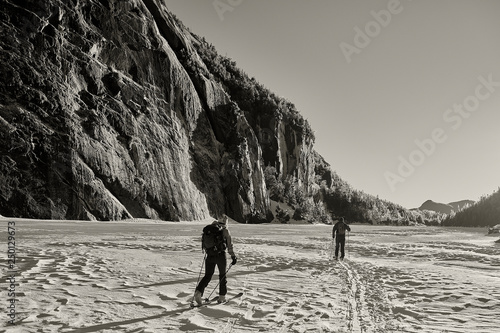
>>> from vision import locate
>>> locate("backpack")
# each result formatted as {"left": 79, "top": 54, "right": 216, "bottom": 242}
{"left": 337, "top": 222, "right": 346, "bottom": 235}
{"left": 202, "top": 224, "right": 226, "bottom": 255}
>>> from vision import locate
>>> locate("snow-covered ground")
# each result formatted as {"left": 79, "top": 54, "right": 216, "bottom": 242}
{"left": 2, "top": 218, "right": 499, "bottom": 332}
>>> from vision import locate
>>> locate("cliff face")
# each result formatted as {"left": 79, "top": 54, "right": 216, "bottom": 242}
{"left": 0, "top": 0, "right": 318, "bottom": 222}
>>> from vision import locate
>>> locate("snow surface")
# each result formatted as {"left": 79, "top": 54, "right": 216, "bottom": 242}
{"left": 2, "top": 218, "right": 499, "bottom": 332}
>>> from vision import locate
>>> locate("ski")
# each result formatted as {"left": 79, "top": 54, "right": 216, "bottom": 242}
{"left": 189, "top": 292, "right": 243, "bottom": 308}
{"left": 190, "top": 295, "right": 218, "bottom": 308}
{"left": 213, "top": 292, "right": 243, "bottom": 306}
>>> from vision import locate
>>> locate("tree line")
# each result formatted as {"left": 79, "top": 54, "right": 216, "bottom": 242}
{"left": 443, "top": 188, "right": 500, "bottom": 227}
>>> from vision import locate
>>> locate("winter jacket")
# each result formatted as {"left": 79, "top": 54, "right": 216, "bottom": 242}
{"left": 332, "top": 221, "right": 351, "bottom": 238}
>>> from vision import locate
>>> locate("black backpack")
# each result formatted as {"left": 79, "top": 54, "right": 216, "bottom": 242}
{"left": 202, "top": 224, "right": 226, "bottom": 255}
{"left": 337, "top": 222, "right": 346, "bottom": 235}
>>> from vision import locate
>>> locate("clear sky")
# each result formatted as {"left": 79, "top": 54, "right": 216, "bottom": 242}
{"left": 165, "top": 0, "right": 500, "bottom": 209}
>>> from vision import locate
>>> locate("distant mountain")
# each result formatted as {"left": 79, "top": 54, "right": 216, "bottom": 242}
{"left": 448, "top": 200, "right": 475, "bottom": 212}
{"left": 443, "top": 188, "right": 500, "bottom": 227}
{"left": 419, "top": 200, "right": 454, "bottom": 214}
{"left": 418, "top": 199, "right": 474, "bottom": 215}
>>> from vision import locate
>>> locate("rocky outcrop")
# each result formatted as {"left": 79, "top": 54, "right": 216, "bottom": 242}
{"left": 0, "top": 0, "right": 318, "bottom": 222}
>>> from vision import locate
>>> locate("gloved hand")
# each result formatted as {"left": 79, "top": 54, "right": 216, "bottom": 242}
{"left": 231, "top": 256, "right": 237, "bottom": 265}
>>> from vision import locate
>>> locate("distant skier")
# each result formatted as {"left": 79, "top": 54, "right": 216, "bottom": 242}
{"left": 332, "top": 217, "right": 351, "bottom": 260}
{"left": 194, "top": 215, "right": 237, "bottom": 305}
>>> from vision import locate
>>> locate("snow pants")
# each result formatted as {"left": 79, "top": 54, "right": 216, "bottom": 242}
{"left": 196, "top": 252, "right": 227, "bottom": 296}
{"left": 335, "top": 234, "right": 347, "bottom": 258}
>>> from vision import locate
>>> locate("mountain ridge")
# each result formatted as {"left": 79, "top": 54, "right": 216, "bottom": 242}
{"left": 417, "top": 199, "right": 474, "bottom": 214}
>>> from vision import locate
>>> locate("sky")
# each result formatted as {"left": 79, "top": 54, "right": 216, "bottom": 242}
{"left": 165, "top": 0, "right": 500, "bottom": 209}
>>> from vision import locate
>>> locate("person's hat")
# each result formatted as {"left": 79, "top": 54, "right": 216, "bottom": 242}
{"left": 216, "top": 215, "right": 228, "bottom": 226}
{"left": 211, "top": 217, "right": 227, "bottom": 226}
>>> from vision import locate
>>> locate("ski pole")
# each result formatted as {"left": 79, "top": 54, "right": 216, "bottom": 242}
{"left": 347, "top": 230, "right": 350, "bottom": 259}
{"left": 190, "top": 253, "right": 207, "bottom": 305}
{"left": 330, "top": 239, "right": 334, "bottom": 260}
{"left": 205, "top": 263, "right": 234, "bottom": 301}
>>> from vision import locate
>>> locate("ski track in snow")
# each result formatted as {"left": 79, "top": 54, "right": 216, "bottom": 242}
{"left": 1, "top": 219, "right": 499, "bottom": 332}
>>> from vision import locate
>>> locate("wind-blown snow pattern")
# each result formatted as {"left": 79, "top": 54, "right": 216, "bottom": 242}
{"left": 2, "top": 218, "right": 499, "bottom": 332}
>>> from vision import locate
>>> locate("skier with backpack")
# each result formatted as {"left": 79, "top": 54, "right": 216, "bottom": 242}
{"left": 194, "top": 215, "right": 237, "bottom": 305}
{"left": 332, "top": 217, "right": 351, "bottom": 260}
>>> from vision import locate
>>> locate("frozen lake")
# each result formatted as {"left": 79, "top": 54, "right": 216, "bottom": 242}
{"left": 2, "top": 218, "right": 499, "bottom": 332}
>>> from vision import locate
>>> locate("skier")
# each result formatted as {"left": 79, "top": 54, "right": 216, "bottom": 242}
{"left": 332, "top": 217, "right": 351, "bottom": 260}
{"left": 194, "top": 215, "right": 237, "bottom": 305}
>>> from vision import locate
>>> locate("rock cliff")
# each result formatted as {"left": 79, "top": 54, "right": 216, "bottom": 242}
{"left": 0, "top": 0, "right": 320, "bottom": 222}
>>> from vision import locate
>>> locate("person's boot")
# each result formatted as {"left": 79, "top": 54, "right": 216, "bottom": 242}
{"left": 217, "top": 294, "right": 226, "bottom": 303}
{"left": 194, "top": 290, "right": 203, "bottom": 305}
